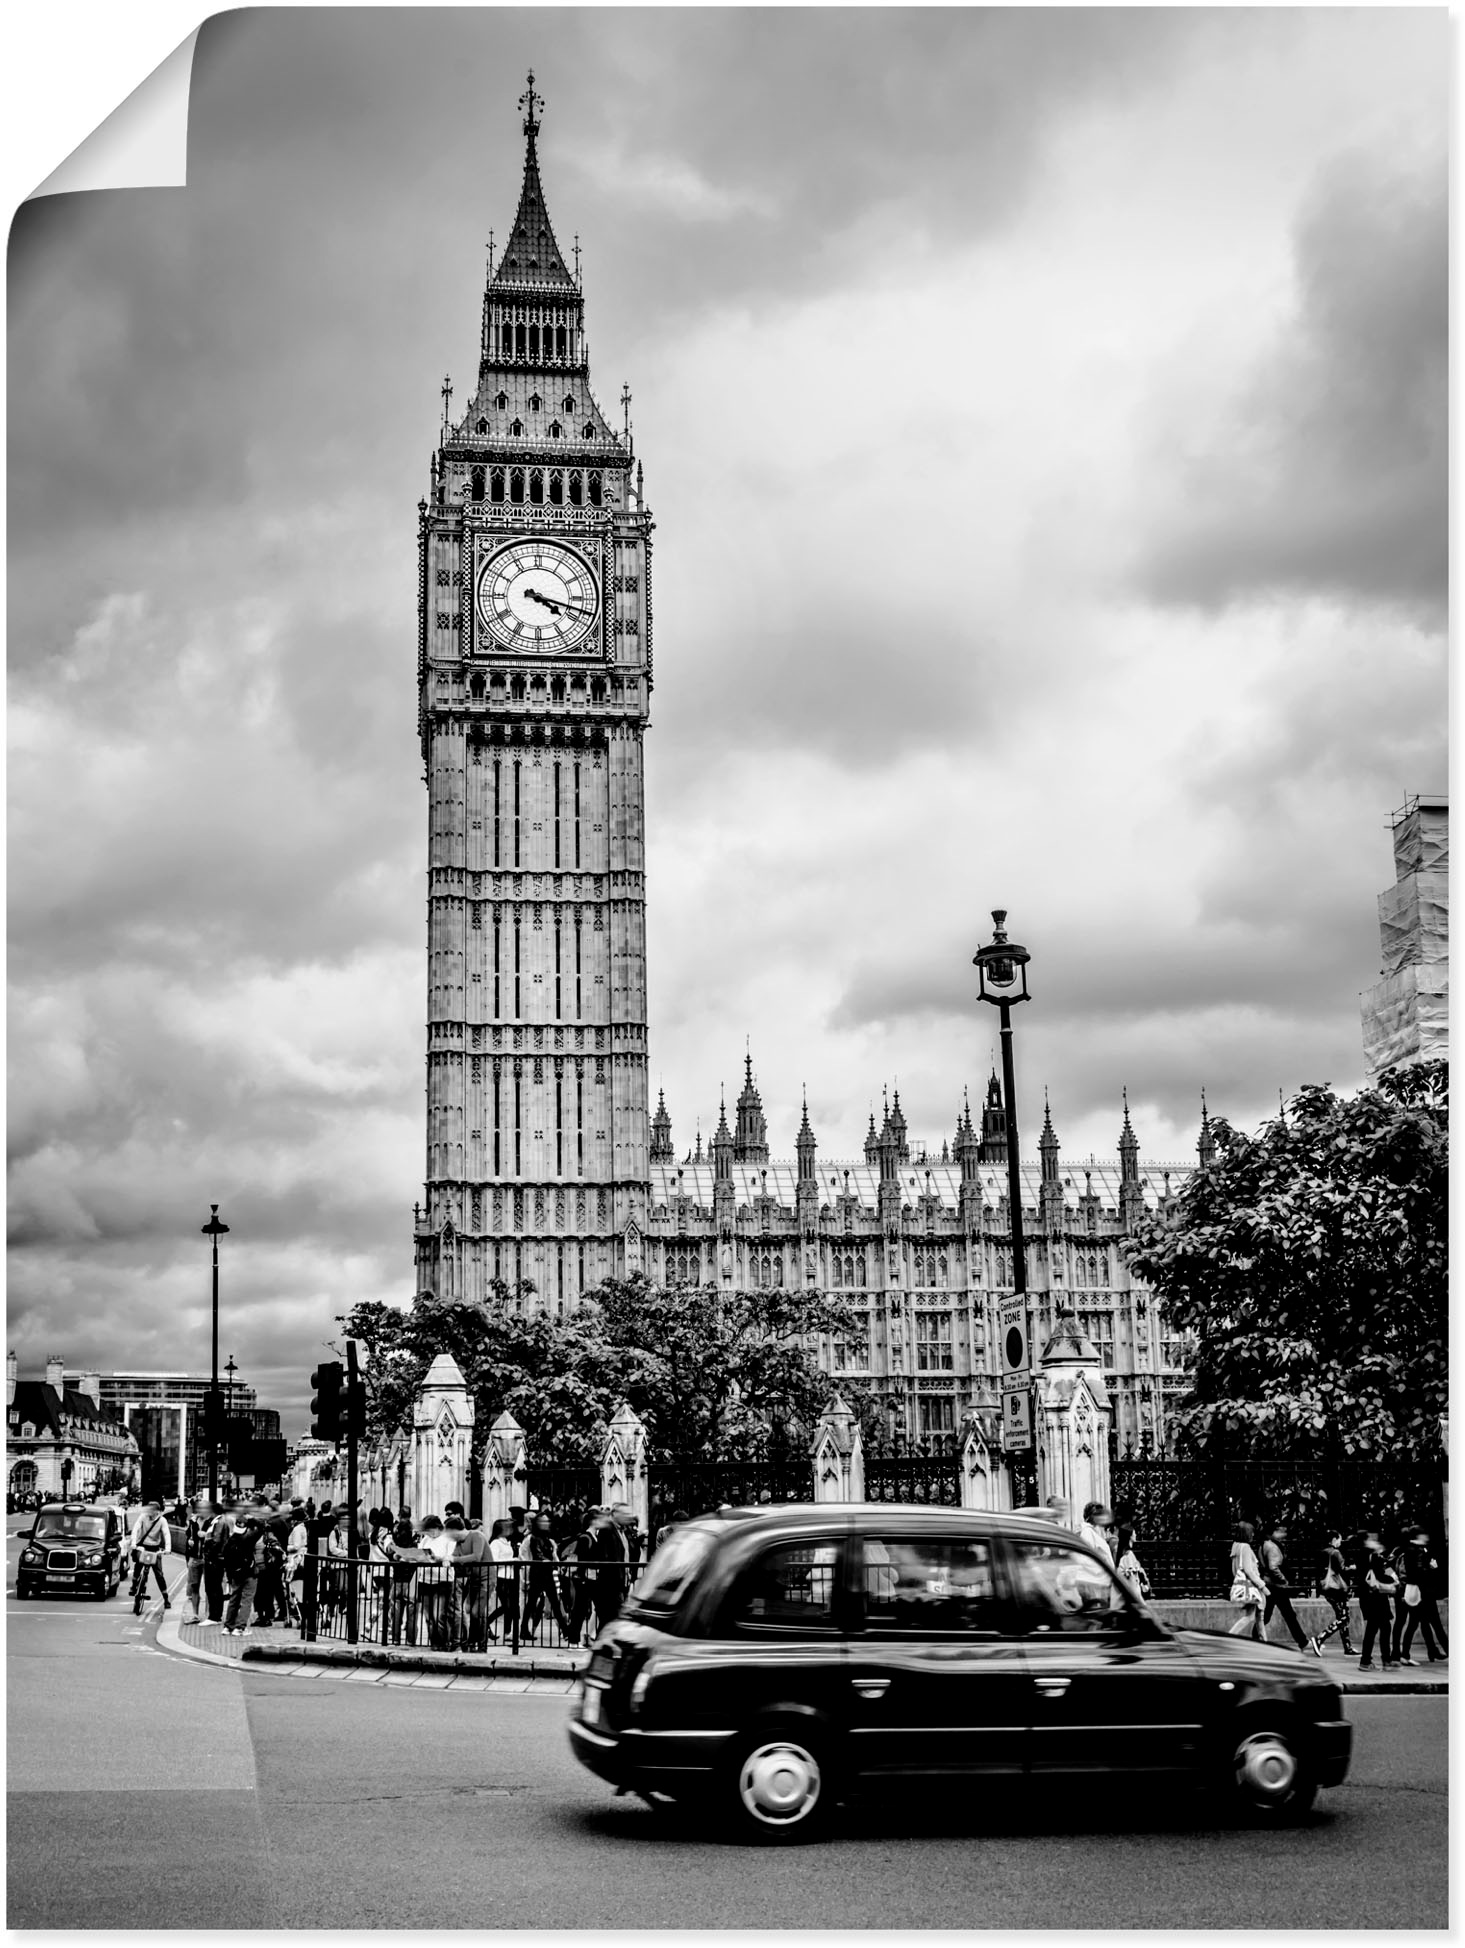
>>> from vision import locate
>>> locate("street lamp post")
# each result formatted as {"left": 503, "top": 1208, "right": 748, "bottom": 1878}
{"left": 202, "top": 1205, "right": 230, "bottom": 1503}
{"left": 974, "top": 911, "right": 1033, "bottom": 1481}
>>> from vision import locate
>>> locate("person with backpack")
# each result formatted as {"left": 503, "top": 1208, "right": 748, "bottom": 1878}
{"left": 222, "top": 1512, "right": 268, "bottom": 1636}
{"left": 129, "top": 1501, "right": 172, "bottom": 1613}
{"left": 251, "top": 1514, "right": 288, "bottom": 1630}
{"left": 201, "top": 1509, "right": 235, "bottom": 1624}
{"left": 1356, "top": 1532, "right": 1400, "bottom": 1670}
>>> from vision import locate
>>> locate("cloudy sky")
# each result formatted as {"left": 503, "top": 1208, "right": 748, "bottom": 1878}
{"left": 8, "top": 8, "right": 1447, "bottom": 1433}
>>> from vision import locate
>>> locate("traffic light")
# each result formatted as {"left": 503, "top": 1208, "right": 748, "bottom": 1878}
{"left": 346, "top": 1375, "right": 367, "bottom": 1440}
{"left": 202, "top": 1388, "right": 226, "bottom": 1445}
{"left": 310, "top": 1361, "right": 343, "bottom": 1442}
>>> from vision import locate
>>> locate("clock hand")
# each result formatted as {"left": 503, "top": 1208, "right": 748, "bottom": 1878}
{"left": 523, "top": 585, "right": 597, "bottom": 619}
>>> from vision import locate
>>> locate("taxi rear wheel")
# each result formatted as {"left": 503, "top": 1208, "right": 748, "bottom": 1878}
{"left": 1231, "top": 1726, "right": 1317, "bottom": 1823}
{"left": 725, "top": 1726, "right": 833, "bottom": 1844}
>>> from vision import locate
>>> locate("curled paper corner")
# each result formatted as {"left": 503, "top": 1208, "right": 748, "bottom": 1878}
{"left": 27, "top": 26, "right": 200, "bottom": 199}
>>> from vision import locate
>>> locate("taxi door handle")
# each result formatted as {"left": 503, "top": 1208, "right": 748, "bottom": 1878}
{"left": 1034, "top": 1676, "right": 1071, "bottom": 1696}
{"left": 853, "top": 1678, "right": 891, "bottom": 1700}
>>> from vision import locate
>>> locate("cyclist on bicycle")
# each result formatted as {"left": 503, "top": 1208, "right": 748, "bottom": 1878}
{"left": 129, "top": 1501, "right": 172, "bottom": 1613}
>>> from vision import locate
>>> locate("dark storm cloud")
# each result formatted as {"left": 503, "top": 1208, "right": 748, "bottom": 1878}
{"left": 191, "top": 9, "right": 1205, "bottom": 322}
{"left": 1137, "top": 145, "right": 1446, "bottom": 621}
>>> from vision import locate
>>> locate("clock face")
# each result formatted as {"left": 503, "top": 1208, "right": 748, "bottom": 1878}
{"left": 476, "top": 539, "right": 600, "bottom": 655}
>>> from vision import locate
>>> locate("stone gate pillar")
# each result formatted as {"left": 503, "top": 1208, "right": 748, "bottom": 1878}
{"left": 810, "top": 1394, "right": 865, "bottom": 1502}
{"left": 411, "top": 1353, "right": 476, "bottom": 1522}
{"left": 601, "top": 1402, "right": 649, "bottom": 1532}
{"left": 959, "top": 1408, "right": 1010, "bottom": 1512}
{"left": 481, "top": 1410, "right": 528, "bottom": 1529}
{"left": 1034, "top": 1314, "right": 1111, "bottom": 1521}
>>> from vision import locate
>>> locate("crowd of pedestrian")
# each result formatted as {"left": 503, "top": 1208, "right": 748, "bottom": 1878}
{"left": 1224, "top": 1518, "right": 1447, "bottom": 1669}
{"left": 171, "top": 1494, "right": 661, "bottom": 1650}
{"left": 1047, "top": 1496, "right": 1446, "bottom": 1674}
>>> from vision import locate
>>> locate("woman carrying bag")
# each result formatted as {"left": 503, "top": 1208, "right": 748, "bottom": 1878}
{"left": 1227, "top": 1520, "right": 1267, "bottom": 1639}
{"left": 1306, "top": 1531, "right": 1354, "bottom": 1657}
{"left": 1115, "top": 1524, "right": 1152, "bottom": 1603}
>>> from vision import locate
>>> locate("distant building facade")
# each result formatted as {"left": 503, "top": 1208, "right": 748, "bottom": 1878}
{"left": 64, "top": 1371, "right": 260, "bottom": 1503}
{"left": 6, "top": 1354, "right": 140, "bottom": 1501}
{"left": 1361, "top": 794, "right": 1448, "bottom": 1078}
{"left": 645, "top": 1060, "right": 1200, "bottom": 1452}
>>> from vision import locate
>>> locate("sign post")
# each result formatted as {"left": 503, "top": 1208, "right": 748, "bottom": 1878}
{"left": 1000, "top": 1293, "right": 1033, "bottom": 1453}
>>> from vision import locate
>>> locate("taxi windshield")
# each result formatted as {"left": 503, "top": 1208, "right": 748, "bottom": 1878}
{"left": 34, "top": 1511, "right": 108, "bottom": 1541}
{"left": 627, "top": 1524, "right": 718, "bottom": 1611}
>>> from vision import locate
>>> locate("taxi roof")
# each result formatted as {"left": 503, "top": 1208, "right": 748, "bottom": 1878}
{"left": 688, "top": 1503, "right": 1078, "bottom": 1547}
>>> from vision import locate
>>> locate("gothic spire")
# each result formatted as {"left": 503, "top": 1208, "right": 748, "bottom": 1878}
{"left": 491, "top": 72, "right": 578, "bottom": 294}
{"left": 1198, "top": 1088, "right": 1217, "bottom": 1168}
{"left": 649, "top": 1087, "right": 674, "bottom": 1165}
{"left": 733, "top": 1050, "right": 769, "bottom": 1164}
{"left": 796, "top": 1089, "right": 817, "bottom": 1184}
{"left": 1118, "top": 1086, "right": 1140, "bottom": 1182}
{"left": 1039, "top": 1087, "right": 1060, "bottom": 1183}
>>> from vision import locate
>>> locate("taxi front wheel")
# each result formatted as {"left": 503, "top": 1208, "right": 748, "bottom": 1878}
{"left": 1231, "top": 1727, "right": 1317, "bottom": 1823}
{"left": 726, "top": 1726, "right": 833, "bottom": 1844}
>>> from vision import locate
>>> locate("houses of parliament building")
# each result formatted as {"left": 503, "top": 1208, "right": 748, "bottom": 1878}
{"left": 412, "top": 80, "right": 1201, "bottom": 1451}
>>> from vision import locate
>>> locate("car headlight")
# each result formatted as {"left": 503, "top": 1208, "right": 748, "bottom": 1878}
{"left": 82, "top": 1552, "right": 105, "bottom": 1567}
{"left": 20, "top": 1549, "right": 40, "bottom": 1564}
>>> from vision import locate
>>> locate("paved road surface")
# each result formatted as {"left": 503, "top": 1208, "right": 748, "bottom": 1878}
{"left": 7, "top": 1521, "right": 1448, "bottom": 1929}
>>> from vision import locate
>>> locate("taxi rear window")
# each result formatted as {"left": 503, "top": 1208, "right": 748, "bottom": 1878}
{"left": 627, "top": 1524, "right": 718, "bottom": 1611}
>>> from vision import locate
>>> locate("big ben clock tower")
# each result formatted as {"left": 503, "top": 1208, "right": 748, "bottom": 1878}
{"left": 414, "top": 76, "right": 652, "bottom": 1312}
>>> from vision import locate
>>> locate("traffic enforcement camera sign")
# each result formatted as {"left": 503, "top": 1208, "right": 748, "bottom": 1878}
{"left": 1000, "top": 1295, "right": 1029, "bottom": 1378}
{"left": 1002, "top": 1386, "right": 1033, "bottom": 1451}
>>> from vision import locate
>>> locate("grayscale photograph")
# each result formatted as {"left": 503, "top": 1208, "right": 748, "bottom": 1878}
{"left": 7, "top": 7, "right": 1446, "bottom": 1930}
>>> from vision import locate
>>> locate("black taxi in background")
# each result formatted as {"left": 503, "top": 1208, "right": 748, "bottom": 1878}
{"left": 568, "top": 1504, "right": 1351, "bottom": 1843}
{"left": 15, "top": 1502, "right": 127, "bottom": 1601}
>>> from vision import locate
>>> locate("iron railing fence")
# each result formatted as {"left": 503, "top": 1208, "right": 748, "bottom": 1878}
{"left": 862, "top": 1430, "right": 962, "bottom": 1506}
{"left": 1107, "top": 1447, "right": 1446, "bottom": 1598}
{"left": 647, "top": 1454, "right": 815, "bottom": 1517}
{"left": 525, "top": 1465, "right": 603, "bottom": 1514}
{"left": 297, "top": 1554, "right": 643, "bottom": 1654}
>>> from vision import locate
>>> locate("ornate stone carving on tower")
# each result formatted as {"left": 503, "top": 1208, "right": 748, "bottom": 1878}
{"left": 977, "top": 1070, "right": 1008, "bottom": 1164}
{"left": 415, "top": 75, "right": 652, "bottom": 1312}
{"left": 732, "top": 1054, "right": 770, "bottom": 1164}
{"left": 649, "top": 1088, "right": 674, "bottom": 1164}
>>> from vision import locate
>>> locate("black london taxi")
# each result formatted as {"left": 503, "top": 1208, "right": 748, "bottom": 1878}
{"left": 568, "top": 1504, "right": 1351, "bottom": 1842}
{"left": 15, "top": 1502, "right": 127, "bottom": 1601}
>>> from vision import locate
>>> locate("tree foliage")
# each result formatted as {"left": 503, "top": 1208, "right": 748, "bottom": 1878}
{"left": 1126, "top": 1061, "right": 1447, "bottom": 1462}
{"left": 336, "top": 1274, "right": 862, "bottom": 1462}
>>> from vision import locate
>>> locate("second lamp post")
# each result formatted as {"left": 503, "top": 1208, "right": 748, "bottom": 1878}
{"left": 974, "top": 910, "right": 1033, "bottom": 1465}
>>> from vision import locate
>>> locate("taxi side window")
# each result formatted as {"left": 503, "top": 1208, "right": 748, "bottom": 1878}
{"left": 729, "top": 1540, "right": 841, "bottom": 1630}
{"left": 1009, "top": 1538, "right": 1128, "bottom": 1633}
{"left": 861, "top": 1536, "right": 1000, "bottom": 1634}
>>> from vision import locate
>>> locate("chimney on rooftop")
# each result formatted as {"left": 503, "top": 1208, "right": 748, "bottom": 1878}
{"left": 45, "top": 1354, "right": 65, "bottom": 1397}
{"left": 79, "top": 1373, "right": 101, "bottom": 1408}
{"left": 6, "top": 1351, "right": 15, "bottom": 1408}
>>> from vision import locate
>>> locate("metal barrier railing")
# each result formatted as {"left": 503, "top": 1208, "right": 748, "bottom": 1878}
{"left": 296, "top": 1554, "right": 639, "bottom": 1654}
